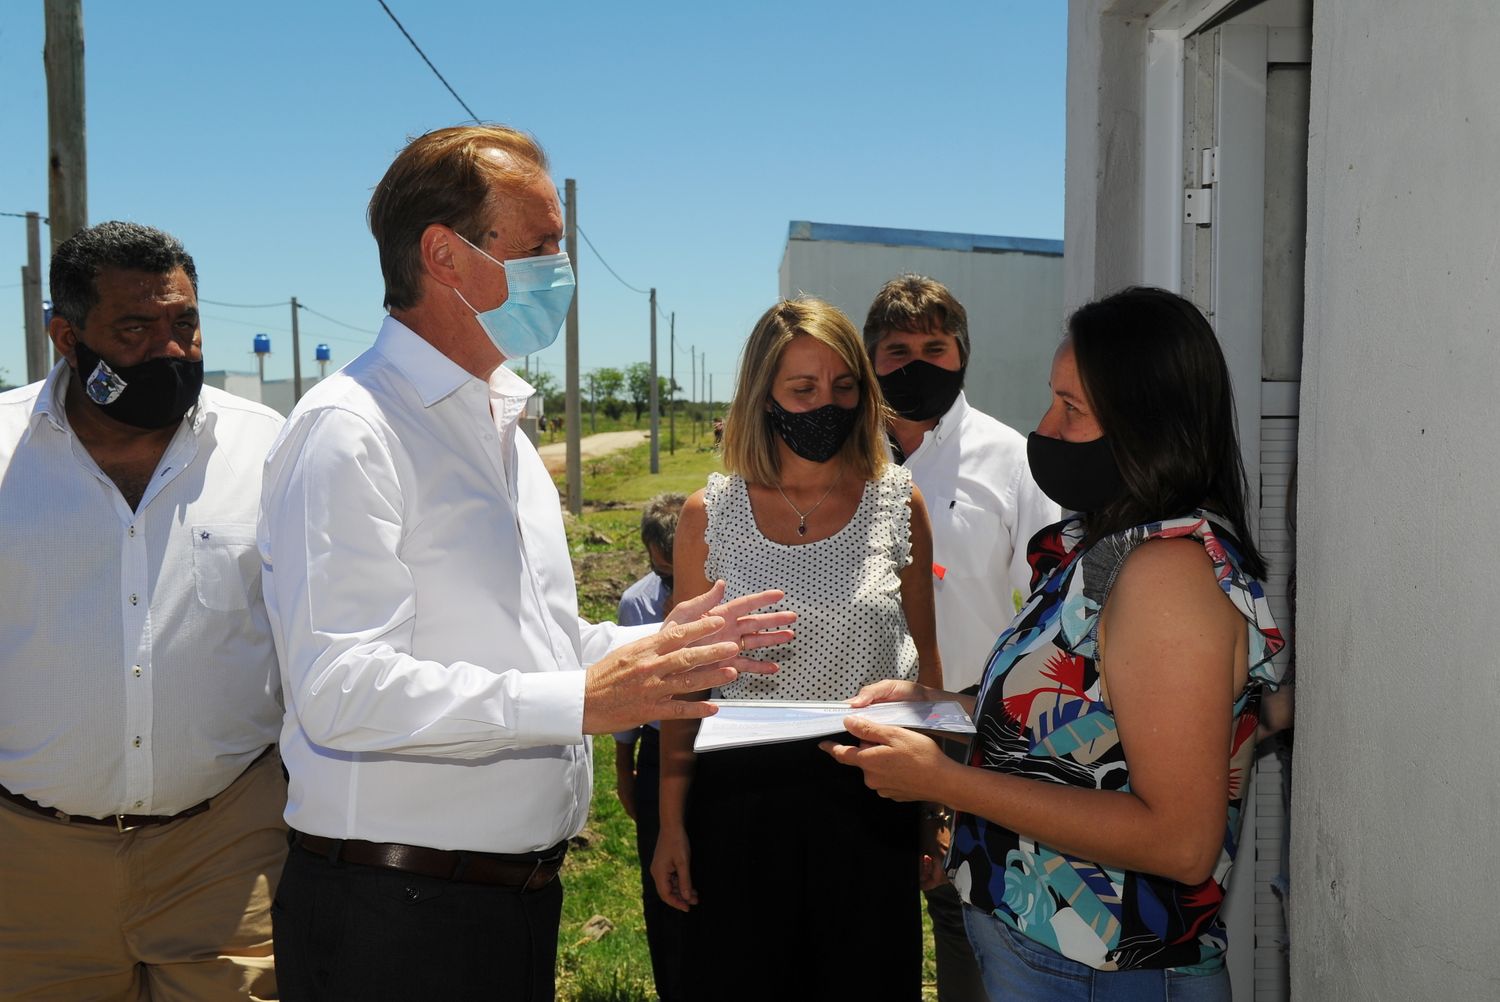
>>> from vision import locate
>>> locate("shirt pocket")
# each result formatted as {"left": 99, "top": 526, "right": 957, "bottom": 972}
{"left": 933, "top": 498, "right": 1005, "bottom": 590}
{"left": 191, "top": 523, "right": 262, "bottom": 612}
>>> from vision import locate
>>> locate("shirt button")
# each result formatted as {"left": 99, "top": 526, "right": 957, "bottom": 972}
{"left": 130, "top": 594, "right": 138, "bottom": 606}
{"left": 128, "top": 525, "right": 136, "bottom": 537}
{"left": 132, "top": 736, "right": 141, "bottom": 748}
{"left": 134, "top": 800, "right": 144, "bottom": 809}
{"left": 133, "top": 666, "right": 143, "bottom": 678}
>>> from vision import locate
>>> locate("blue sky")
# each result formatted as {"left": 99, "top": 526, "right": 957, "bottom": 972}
{"left": 0, "top": 1, "right": 1066, "bottom": 392}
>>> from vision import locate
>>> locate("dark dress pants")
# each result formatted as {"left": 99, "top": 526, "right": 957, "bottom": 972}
{"left": 272, "top": 839, "right": 564, "bottom": 1002}
{"left": 683, "top": 736, "right": 921, "bottom": 1001}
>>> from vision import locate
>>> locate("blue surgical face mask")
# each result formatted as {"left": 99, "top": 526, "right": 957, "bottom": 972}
{"left": 452, "top": 234, "right": 576, "bottom": 358}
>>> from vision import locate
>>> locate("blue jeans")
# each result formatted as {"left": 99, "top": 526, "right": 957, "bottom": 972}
{"left": 962, "top": 905, "right": 1230, "bottom": 1002}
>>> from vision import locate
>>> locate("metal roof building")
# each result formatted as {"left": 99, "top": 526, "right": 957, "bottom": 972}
{"left": 779, "top": 220, "right": 1064, "bottom": 434}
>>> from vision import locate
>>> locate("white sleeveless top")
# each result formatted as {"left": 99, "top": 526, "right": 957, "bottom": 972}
{"left": 703, "top": 464, "right": 919, "bottom": 700}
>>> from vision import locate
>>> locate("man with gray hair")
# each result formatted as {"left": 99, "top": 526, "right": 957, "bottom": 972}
{"left": 0, "top": 221, "right": 287, "bottom": 999}
{"left": 259, "top": 126, "right": 789, "bottom": 1000}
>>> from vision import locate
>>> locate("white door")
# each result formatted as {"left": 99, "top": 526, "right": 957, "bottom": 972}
{"left": 1174, "top": 6, "right": 1311, "bottom": 1000}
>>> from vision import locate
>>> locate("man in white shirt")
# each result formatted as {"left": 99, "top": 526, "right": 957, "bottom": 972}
{"left": 259, "top": 125, "right": 788, "bottom": 1002}
{"left": 0, "top": 221, "right": 287, "bottom": 1000}
{"left": 864, "top": 274, "right": 1060, "bottom": 1002}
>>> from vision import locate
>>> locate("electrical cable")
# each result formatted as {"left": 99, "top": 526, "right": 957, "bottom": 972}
{"left": 577, "top": 226, "right": 650, "bottom": 295}
{"left": 200, "top": 297, "right": 286, "bottom": 309}
{"left": 375, "top": 0, "right": 482, "bottom": 124}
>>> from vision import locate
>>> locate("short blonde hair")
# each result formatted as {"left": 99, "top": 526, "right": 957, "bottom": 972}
{"left": 721, "top": 298, "right": 889, "bottom": 486}
{"left": 368, "top": 124, "right": 549, "bottom": 311}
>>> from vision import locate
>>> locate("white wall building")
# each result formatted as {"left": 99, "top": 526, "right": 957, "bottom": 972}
{"left": 1066, "top": 0, "right": 1500, "bottom": 998}
{"left": 779, "top": 221, "right": 1064, "bottom": 434}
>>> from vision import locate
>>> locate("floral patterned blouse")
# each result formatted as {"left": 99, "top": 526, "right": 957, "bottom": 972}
{"left": 949, "top": 511, "right": 1285, "bottom": 973}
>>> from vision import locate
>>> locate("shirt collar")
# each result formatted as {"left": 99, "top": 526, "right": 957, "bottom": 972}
{"left": 22, "top": 359, "right": 207, "bottom": 443}
{"left": 928, "top": 390, "right": 971, "bottom": 447}
{"left": 373, "top": 315, "right": 480, "bottom": 408}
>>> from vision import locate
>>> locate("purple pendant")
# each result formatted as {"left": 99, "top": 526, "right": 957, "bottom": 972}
{"left": 797, "top": 520, "right": 807, "bottom": 536}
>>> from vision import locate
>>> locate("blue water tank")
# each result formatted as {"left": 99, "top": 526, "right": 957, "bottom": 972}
{"left": 315, "top": 343, "right": 332, "bottom": 362}
{"left": 253, "top": 333, "right": 271, "bottom": 355}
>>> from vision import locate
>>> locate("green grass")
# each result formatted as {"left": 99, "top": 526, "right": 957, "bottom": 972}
{"left": 554, "top": 426, "right": 938, "bottom": 1001}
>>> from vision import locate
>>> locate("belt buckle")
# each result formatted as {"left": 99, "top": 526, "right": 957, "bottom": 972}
{"left": 114, "top": 814, "right": 141, "bottom": 834}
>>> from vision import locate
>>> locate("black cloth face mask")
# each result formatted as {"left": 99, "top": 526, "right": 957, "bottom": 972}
{"left": 767, "top": 398, "right": 858, "bottom": 464}
{"left": 877, "top": 360, "right": 966, "bottom": 422}
{"left": 73, "top": 339, "right": 204, "bottom": 430}
{"left": 1026, "top": 432, "right": 1127, "bottom": 513}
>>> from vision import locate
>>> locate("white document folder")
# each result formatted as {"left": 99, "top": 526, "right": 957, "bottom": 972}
{"left": 693, "top": 699, "right": 975, "bottom": 753}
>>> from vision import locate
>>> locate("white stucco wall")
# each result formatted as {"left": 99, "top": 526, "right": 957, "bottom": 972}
{"left": 1292, "top": 3, "right": 1500, "bottom": 997}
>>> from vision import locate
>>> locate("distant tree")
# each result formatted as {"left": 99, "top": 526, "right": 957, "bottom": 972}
{"left": 592, "top": 366, "right": 625, "bottom": 422}
{"left": 625, "top": 362, "right": 652, "bottom": 424}
{"left": 527, "top": 369, "right": 558, "bottom": 399}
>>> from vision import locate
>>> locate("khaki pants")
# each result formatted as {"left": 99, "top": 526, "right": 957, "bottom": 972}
{"left": 0, "top": 751, "right": 288, "bottom": 1001}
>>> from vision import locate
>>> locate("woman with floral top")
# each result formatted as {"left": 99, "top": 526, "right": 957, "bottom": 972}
{"left": 824, "top": 286, "right": 1285, "bottom": 1002}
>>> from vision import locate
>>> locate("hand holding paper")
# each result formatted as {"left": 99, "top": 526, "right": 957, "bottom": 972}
{"left": 821, "top": 713, "right": 968, "bottom": 805}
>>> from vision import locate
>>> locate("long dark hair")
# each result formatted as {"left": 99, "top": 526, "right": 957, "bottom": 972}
{"left": 1069, "top": 286, "right": 1268, "bottom": 579}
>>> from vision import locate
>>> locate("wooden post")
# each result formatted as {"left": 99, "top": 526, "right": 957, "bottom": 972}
{"left": 23, "top": 212, "right": 49, "bottom": 381}
{"left": 44, "top": 0, "right": 87, "bottom": 251}
{"left": 564, "top": 179, "right": 582, "bottom": 515}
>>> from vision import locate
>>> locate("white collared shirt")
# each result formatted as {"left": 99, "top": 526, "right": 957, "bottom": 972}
{"left": 259, "top": 316, "right": 651, "bottom": 854}
{"left": 0, "top": 364, "right": 285, "bottom": 817}
{"left": 901, "top": 392, "right": 1061, "bottom": 691}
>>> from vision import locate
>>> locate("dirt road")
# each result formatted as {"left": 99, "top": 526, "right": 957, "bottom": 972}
{"left": 535, "top": 429, "right": 648, "bottom": 474}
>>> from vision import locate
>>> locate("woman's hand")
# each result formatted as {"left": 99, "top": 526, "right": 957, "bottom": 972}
{"left": 820, "top": 716, "right": 962, "bottom": 804}
{"left": 651, "top": 825, "right": 697, "bottom": 913}
{"left": 847, "top": 678, "right": 937, "bottom": 708}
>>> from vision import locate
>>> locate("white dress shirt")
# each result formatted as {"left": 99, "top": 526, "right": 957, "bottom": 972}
{"left": 259, "top": 317, "right": 652, "bottom": 854}
{"left": 901, "top": 392, "right": 1060, "bottom": 691}
{"left": 0, "top": 364, "right": 284, "bottom": 817}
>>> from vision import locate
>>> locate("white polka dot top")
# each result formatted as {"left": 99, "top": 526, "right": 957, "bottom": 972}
{"left": 704, "top": 463, "right": 919, "bottom": 700}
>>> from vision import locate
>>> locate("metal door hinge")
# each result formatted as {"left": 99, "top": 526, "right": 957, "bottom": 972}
{"left": 1185, "top": 188, "right": 1212, "bottom": 225}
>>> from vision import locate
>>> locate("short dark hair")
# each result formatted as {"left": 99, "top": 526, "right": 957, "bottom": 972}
{"left": 368, "top": 124, "right": 549, "bottom": 311}
{"left": 862, "top": 274, "right": 971, "bottom": 364}
{"left": 1069, "top": 286, "right": 1267, "bottom": 578}
{"left": 50, "top": 221, "right": 198, "bottom": 327}
{"left": 640, "top": 492, "right": 687, "bottom": 560}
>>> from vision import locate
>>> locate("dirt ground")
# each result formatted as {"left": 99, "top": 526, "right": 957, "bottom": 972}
{"left": 536, "top": 430, "right": 648, "bottom": 474}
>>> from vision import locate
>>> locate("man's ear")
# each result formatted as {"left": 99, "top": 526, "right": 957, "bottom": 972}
{"left": 419, "top": 224, "right": 465, "bottom": 292}
{"left": 48, "top": 315, "right": 80, "bottom": 369}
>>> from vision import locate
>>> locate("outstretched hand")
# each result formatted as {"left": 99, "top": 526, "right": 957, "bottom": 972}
{"left": 582, "top": 616, "right": 741, "bottom": 736}
{"left": 820, "top": 715, "right": 958, "bottom": 804}
{"left": 663, "top": 580, "right": 796, "bottom": 676}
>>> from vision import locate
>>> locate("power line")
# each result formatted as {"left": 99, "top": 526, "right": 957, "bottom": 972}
{"left": 298, "top": 303, "right": 378, "bottom": 334}
{"left": 201, "top": 312, "right": 371, "bottom": 348}
{"left": 200, "top": 297, "right": 286, "bottom": 309}
{"left": 577, "top": 225, "right": 650, "bottom": 295}
{"left": 375, "top": 1, "right": 481, "bottom": 125}
{"left": 0, "top": 212, "right": 49, "bottom": 223}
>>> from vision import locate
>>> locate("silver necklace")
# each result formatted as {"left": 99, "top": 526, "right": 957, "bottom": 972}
{"left": 775, "top": 475, "right": 841, "bottom": 536}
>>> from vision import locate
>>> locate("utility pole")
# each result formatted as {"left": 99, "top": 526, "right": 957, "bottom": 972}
{"left": 588, "top": 372, "right": 596, "bottom": 434}
{"left": 649, "top": 288, "right": 659, "bottom": 474}
{"left": 564, "top": 178, "right": 582, "bottom": 515}
{"left": 22, "top": 212, "right": 48, "bottom": 381}
{"left": 668, "top": 313, "right": 675, "bottom": 455}
{"left": 690, "top": 345, "right": 698, "bottom": 443}
{"left": 290, "top": 297, "right": 305, "bottom": 403}
{"left": 44, "top": 0, "right": 87, "bottom": 251}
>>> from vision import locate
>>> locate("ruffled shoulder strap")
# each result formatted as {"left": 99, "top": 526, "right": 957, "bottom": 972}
{"left": 702, "top": 472, "right": 736, "bottom": 552}
{"left": 1061, "top": 512, "right": 1286, "bottom": 687}
{"left": 875, "top": 463, "right": 914, "bottom": 569}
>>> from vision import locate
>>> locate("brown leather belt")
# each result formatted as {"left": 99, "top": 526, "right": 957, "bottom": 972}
{"left": 0, "top": 783, "right": 211, "bottom": 833}
{"left": 292, "top": 831, "right": 567, "bottom": 892}
{"left": 0, "top": 745, "right": 272, "bottom": 833}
